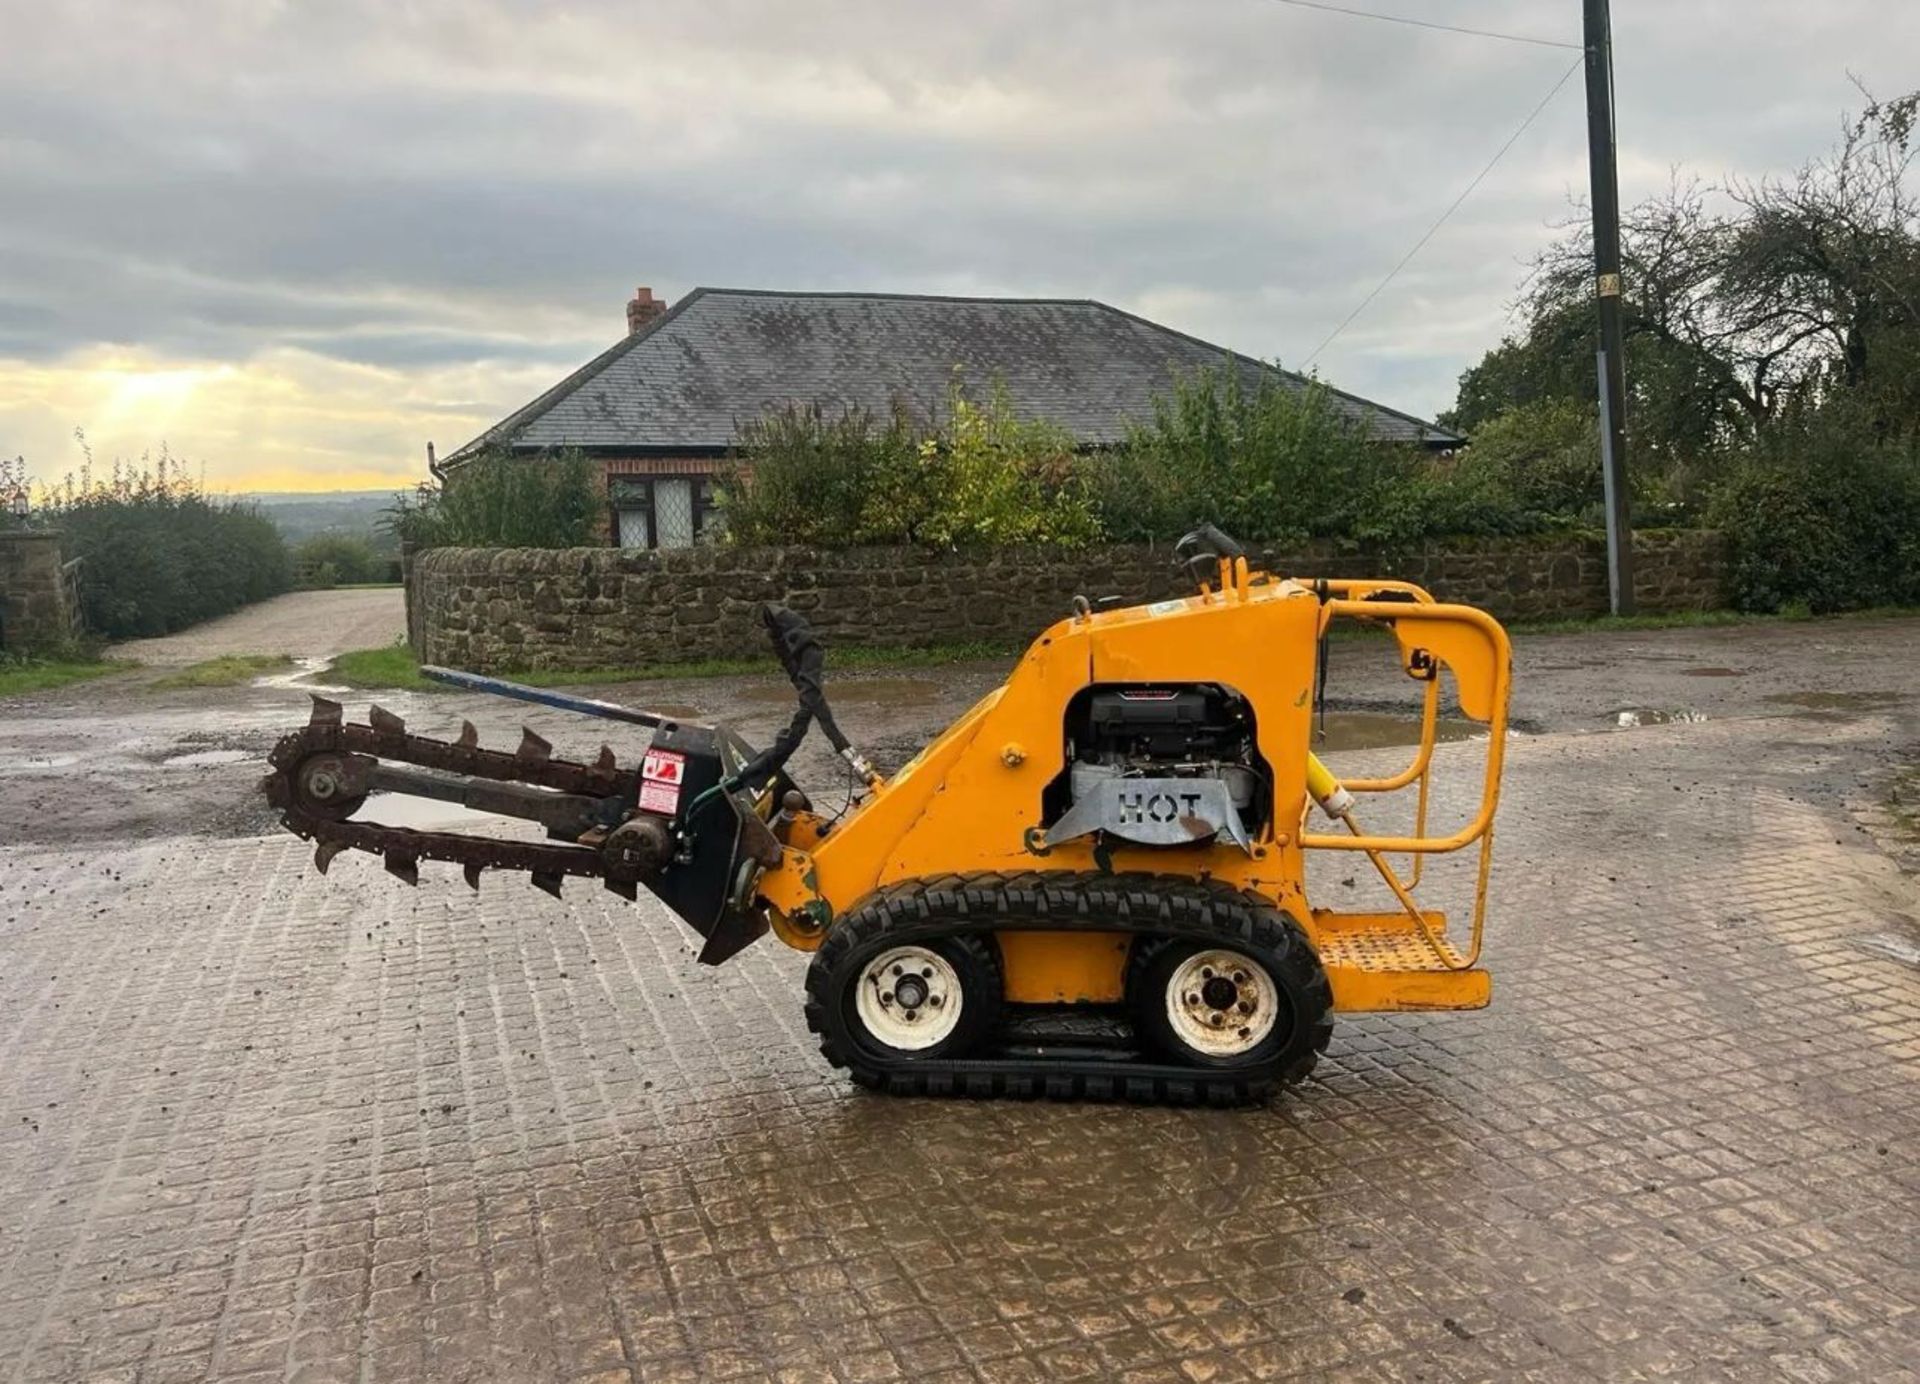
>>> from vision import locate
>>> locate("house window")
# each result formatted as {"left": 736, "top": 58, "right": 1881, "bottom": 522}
{"left": 610, "top": 476, "right": 715, "bottom": 550}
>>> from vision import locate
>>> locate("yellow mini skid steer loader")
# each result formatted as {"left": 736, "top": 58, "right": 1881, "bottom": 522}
{"left": 264, "top": 526, "right": 1512, "bottom": 1104}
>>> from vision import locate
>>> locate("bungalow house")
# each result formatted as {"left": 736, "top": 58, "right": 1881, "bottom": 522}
{"left": 444, "top": 286, "right": 1460, "bottom": 549}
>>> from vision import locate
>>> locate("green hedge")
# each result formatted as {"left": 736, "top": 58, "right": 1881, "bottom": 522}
{"left": 1709, "top": 425, "right": 1920, "bottom": 613}
{"left": 37, "top": 460, "right": 290, "bottom": 639}
{"left": 718, "top": 385, "right": 1100, "bottom": 547}
{"left": 721, "top": 369, "right": 1581, "bottom": 552}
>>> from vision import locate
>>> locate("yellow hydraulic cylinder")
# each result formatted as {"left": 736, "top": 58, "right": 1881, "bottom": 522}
{"left": 1306, "top": 753, "right": 1354, "bottom": 819}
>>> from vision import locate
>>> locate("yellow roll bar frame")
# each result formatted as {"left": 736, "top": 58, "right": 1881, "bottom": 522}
{"left": 1297, "top": 594, "right": 1513, "bottom": 970}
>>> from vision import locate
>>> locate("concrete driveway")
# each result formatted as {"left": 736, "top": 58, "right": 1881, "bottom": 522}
{"left": 0, "top": 615, "right": 1916, "bottom": 1382}
{"left": 108, "top": 587, "right": 406, "bottom": 666}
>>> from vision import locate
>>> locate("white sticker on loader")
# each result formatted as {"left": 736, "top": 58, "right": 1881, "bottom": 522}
{"left": 640, "top": 749, "right": 685, "bottom": 814}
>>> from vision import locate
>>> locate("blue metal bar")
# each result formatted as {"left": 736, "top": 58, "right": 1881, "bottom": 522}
{"left": 419, "top": 665, "right": 706, "bottom": 729}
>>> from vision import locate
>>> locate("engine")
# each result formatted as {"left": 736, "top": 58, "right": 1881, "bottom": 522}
{"left": 1044, "top": 684, "right": 1269, "bottom": 848}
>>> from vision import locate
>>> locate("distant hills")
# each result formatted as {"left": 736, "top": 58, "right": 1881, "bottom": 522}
{"left": 240, "top": 489, "right": 401, "bottom": 550}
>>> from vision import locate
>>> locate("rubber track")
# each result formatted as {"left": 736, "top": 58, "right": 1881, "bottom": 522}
{"left": 802, "top": 871, "right": 1333, "bottom": 1107}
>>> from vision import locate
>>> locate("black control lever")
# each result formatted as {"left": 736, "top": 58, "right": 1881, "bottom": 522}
{"left": 1173, "top": 524, "right": 1247, "bottom": 590}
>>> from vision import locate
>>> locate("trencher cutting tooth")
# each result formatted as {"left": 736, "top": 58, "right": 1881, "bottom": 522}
{"left": 267, "top": 713, "right": 625, "bottom": 907}
{"left": 603, "top": 878, "right": 638, "bottom": 902}
{"left": 456, "top": 720, "right": 479, "bottom": 749}
{"left": 517, "top": 728, "right": 552, "bottom": 764}
{"left": 596, "top": 744, "right": 617, "bottom": 772}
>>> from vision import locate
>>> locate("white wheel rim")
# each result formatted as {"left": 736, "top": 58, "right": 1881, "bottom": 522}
{"left": 854, "top": 946, "right": 963, "bottom": 1051}
{"left": 1164, "top": 949, "right": 1280, "bottom": 1057}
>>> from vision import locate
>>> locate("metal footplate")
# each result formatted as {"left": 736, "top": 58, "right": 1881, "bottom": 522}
{"left": 803, "top": 871, "right": 1334, "bottom": 1106}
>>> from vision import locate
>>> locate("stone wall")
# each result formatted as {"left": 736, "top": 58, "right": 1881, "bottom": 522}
{"left": 413, "top": 530, "right": 1724, "bottom": 672}
{"left": 0, "top": 532, "right": 76, "bottom": 654}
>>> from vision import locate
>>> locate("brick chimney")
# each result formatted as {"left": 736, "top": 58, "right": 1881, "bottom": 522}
{"left": 626, "top": 286, "right": 666, "bottom": 334}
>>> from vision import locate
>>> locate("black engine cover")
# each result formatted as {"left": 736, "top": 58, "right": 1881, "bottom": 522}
{"left": 1081, "top": 686, "right": 1245, "bottom": 760}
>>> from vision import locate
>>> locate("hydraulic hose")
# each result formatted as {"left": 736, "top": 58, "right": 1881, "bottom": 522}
{"left": 693, "top": 605, "right": 876, "bottom": 813}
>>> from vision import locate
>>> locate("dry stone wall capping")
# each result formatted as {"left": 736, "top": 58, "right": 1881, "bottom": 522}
{"left": 411, "top": 530, "right": 1726, "bottom": 673}
{"left": 0, "top": 532, "right": 75, "bottom": 654}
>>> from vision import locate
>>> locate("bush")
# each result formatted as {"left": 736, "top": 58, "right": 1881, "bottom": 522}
{"left": 1708, "top": 419, "right": 1920, "bottom": 613}
{"left": 293, "top": 535, "right": 382, "bottom": 588}
{"left": 34, "top": 446, "right": 290, "bottom": 639}
{"left": 1445, "top": 399, "right": 1602, "bottom": 520}
{"left": 721, "top": 383, "right": 1100, "bottom": 548}
{"left": 388, "top": 449, "right": 601, "bottom": 550}
{"left": 718, "top": 404, "right": 919, "bottom": 546}
{"left": 1090, "top": 366, "right": 1557, "bottom": 546}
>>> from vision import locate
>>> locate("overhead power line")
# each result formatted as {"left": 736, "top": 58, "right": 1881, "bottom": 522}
{"left": 1268, "top": 0, "right": 1581, "bottom": 51}
{"left": 1301, "top": 53, "right": 1583, "bottom": 370}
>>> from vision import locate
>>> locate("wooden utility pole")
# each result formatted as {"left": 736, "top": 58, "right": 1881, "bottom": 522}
{"left": 1583, "top": 0, "right": 1634, "bottom": 614}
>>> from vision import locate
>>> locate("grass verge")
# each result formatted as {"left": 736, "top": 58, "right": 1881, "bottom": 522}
{"left": 150, "top": 653, "right": 294, "bottom": 689}
{"left": 0, "top": 658, "right": 134, "bottom": 698}
{"left": 1508, "top": 604, "right": 1920, "bottom": 636}
{"left": 330, "top": 644, "right": 440, "bottom": 691}
{"left": 329, "top": 639, "right": 1022, "bottom": 692}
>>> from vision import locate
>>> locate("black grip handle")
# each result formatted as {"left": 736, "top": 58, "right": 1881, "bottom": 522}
{"left": 1173, "top": 524, "right": 1246, "bottom": 588}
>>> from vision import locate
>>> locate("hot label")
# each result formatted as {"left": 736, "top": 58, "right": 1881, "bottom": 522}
{"left": 1116, "top": 789, "right": 1205, "bottom": 824}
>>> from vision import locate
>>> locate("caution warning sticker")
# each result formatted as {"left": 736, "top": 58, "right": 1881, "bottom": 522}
{"left": 639, "top": 748, "right": 685, "bottom": 815}
{"left": 642, "top": 749, "right": 685, "bottom": 785}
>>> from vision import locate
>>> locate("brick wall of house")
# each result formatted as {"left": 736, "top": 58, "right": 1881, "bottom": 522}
{"left": 411, "top": 530, "right": 1725, "bottom": 672}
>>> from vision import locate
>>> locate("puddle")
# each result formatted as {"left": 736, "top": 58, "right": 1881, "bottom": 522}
{"left": 1611, "top": 708, "right": 1709, "bottom": 728}
{"left": 349, "top": 793, "right": 517, "bottom": 833}
{"left": 1312, "top": 711, "right": 1484, "bottom": 752}
{"left": 255, "top": 656, "right": 349, "bottom": 694}
{"left": 740, "top": 677, "right": 944, "bottom": 709}
{"left": 1855, "top": 932, "right": 1920, "bottom": 969}
{"left": 0, "top": 753, "right": 80, "bottom": 776}
{"left": 1681, "top": 667, "right": 1745, "bottom": 678}
{"left": 1763, "top": 690, "right": 1903, "bottom": 712}
{"left": 161, "top": 748, "right": 254, "bottom": 768}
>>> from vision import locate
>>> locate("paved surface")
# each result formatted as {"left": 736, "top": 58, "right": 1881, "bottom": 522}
{"left": 2, "top": 618, "right": 1917, "bottom": 1382}
{"left": 108, "top": 588, "right": 406, "bottom": 666}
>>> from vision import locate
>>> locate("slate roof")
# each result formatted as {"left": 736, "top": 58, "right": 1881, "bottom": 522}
{"left": 449, "top": 288, "right": 1459, "bottom": 460}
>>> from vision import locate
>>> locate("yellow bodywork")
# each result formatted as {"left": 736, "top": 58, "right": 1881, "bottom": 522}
{"left": 758, "top": 559, "right": 1512, "bottom": 1014}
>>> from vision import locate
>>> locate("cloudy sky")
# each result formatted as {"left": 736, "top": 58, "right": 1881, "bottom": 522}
{"left": 1, "top": 1, "right": 1912, "bottom": 492}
